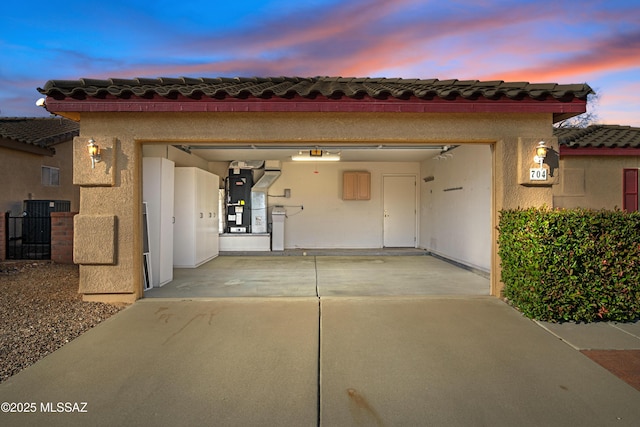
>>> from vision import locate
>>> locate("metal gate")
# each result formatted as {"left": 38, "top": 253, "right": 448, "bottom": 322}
{"left": 5, "top": 213, "right": 51, "bottom": 260}
{"left": 4, "top": 200, "right": 70, "bottom": 260}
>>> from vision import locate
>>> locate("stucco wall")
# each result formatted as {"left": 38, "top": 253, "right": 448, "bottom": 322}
{"left": 420, "top": 145, "right": 492, "bottom": 272}
{"left": 74, "top": 111, "right": 555, "bottom": 301}
{"left": 0, "top": 140, "right": 79, "bottom": 215}
{"left": 554, "top": 156, "right": 640, "bottom": 210}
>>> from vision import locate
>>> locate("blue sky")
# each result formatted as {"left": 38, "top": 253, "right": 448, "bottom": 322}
{"left": 1, "top": 0, "right": 639, "bottom": 125}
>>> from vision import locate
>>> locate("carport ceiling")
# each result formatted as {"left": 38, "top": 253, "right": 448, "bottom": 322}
{"left": 184, "top": 144, "right": 452, "bottom": 162}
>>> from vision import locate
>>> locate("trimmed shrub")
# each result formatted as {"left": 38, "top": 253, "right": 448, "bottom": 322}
{"left": 498, "top": 207, "right": 640, "bottom": 322}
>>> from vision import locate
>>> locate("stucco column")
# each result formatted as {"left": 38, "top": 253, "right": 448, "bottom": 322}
{"left": 72, "top": 136, "right": 141, "bottom": 303}
{"left": 491, "top": 136, "right": 557, "bottom": 296}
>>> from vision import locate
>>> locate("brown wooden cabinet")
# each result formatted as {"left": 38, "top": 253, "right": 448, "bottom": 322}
{"left": 343, "top": 171, "right": 371, "bottom": 200}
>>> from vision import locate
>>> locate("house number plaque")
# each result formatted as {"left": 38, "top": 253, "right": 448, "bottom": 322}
{"left": 529, "top": 168, "right": 548, "bottom": 181}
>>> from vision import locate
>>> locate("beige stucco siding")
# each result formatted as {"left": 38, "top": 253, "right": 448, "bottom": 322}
{"left": 80, "top": 111, "right": 548, "bottom": 140}
{"left": 554, "top": 156, "right": 640, "bottom": 210}
{"left": 0, "top": 140, "right": 78, "bottom": 215}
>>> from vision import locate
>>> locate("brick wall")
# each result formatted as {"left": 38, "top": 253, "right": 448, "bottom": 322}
{"left": 51, "top": 212, "right": 77, "bottom": 264}
{"left": 0, "top": 212, "right": 6, "bottom": 261}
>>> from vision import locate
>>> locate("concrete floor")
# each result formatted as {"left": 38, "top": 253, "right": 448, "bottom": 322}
{"left": 144, "top": 253, "right": 490, "bottom": 298}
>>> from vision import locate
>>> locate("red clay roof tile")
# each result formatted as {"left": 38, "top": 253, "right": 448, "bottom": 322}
{"left": 38, "top": 76, "right": 593, "bottom": 102}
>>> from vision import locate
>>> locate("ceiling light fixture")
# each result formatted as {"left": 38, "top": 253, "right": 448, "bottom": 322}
{"left": 291, "top": 150, "right": 341, "bottom": 161}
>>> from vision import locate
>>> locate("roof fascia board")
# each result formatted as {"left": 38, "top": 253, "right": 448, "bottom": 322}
{"left": 45, "top": 96, "right": 587, "bottom": 115}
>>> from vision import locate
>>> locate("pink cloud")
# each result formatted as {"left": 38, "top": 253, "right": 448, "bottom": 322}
{"left": 43, "top": 0, "right": 622, "bottom": 84}
{"left": 183, "top": 0, "right": 417, "bottom": 56}
{"left": 479, "top": 30, "right": 640, "bottom": 83}
{"left": 155, "top": 0, "right": 553, "bottom": 79}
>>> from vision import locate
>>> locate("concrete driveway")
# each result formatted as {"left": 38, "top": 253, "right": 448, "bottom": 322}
{"left": 1, "top": 255, "right": 639, "bottom": 426}
{"left": 1, "top": 296, "right": 640, "bottom": 426}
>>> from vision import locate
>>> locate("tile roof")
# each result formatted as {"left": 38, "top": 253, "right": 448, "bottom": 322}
{"left": 0, "top": 117, "right": 79, "bottom": 149}
{"left": 38, "top": 76, "right": 593, "bottom": 102}
{"left": 555, "top": 125, "right": 640, "bottom": 148}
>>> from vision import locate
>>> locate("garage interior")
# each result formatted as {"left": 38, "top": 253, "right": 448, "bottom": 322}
{"left": 142, "top": 142, "right": 492, "bottom": 297}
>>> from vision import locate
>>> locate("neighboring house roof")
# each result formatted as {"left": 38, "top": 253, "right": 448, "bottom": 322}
{"left": 555, "top": 125, "right": 640, "bottom": 156}
{"left": 0, "top": 117, "right": 79, "bottom": 156}
{"left": 37, "top": 76, "right": 592, "bottom": 121}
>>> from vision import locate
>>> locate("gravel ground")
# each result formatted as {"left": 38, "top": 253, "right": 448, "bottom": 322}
{"left": 0, "top": 261, "right": 126, "bottom": 383}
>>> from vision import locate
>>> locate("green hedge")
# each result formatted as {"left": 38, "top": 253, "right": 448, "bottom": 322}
{"left": 498, "top": 207, "right": 640, "bottom": 322}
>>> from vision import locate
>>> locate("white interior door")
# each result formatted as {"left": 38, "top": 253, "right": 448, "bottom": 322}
{"left": 383, "top": 175, "right": 417, "bottom": 247}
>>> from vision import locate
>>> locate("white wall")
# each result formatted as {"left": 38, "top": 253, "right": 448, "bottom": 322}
{"left": 419, "top": 145, "right": 491, "bottom": 272}
{"left": 269, "top": 161, "right": 420, "bottom": 249}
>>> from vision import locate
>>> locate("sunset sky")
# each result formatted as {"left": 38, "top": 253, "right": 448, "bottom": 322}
{"left": 1, "top": 0, "right": 639, "bottom": 126}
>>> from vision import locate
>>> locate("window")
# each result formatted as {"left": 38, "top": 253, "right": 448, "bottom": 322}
{"left": 623, "top": 168, "right": 638, "bottom": 212}
{"left": 41, "top": 166, "right": 60, "bottom": 186}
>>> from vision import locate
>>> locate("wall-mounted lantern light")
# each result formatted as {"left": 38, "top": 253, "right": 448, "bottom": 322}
{"left": 533, "top": 141, "right": 548, "bottom": 168}
{"left": 87, "top": 139, "right": 101, "bottom": 168}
